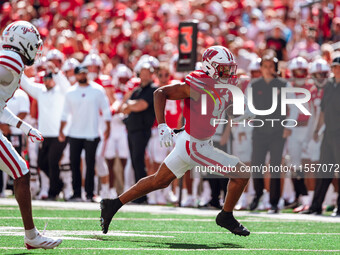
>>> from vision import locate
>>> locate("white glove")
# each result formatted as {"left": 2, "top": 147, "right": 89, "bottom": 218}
{"left": 28, "top": 128, "right": 44, "bottom": 143}
{"left": 158, "top": 123, "right": 174, "bottom": 147}
{"left": 19, "top": 121, "right": 44, "bottom": 143}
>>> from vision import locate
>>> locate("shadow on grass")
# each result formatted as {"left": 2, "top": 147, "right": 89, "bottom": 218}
{"left": 91, "top": 235, "right": 244, "bottom": 249}
{"left": 163, "top": 242, "right": 243, "bottom": 249}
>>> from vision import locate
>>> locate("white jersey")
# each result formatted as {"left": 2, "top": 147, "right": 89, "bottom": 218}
{"left": 0, "top": 50, "right": 24, "bottom": 111}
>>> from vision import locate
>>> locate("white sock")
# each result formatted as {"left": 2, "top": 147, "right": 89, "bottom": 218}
{"left": 100, "top": 183, "right": 110, "bottom": 199}
{"left": 25, "top": 227, "right": 38, "bottom": 240}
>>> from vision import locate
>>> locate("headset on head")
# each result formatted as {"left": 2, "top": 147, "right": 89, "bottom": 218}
{"left": 260, "top": 55, "right": 279, "bottom": 73}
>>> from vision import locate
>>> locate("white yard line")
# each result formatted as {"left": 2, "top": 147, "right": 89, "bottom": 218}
{"left": 1, "top": 198, "right": 340, "bottom": 222}
{"left": 0, "top": 247, "right": 339, "bottom": 252}
{"left": 0, "top": 227, "right": 339, "bottom": 236}
{"left": 0, "top": 216, "right": 339, "bottom": 224}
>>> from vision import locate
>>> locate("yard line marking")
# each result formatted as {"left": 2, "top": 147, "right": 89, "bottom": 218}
{"left": 1, "top": 198, "right": 340, "bottom": 223}
{"left": 0, "top": 247, "right": 340, "bottom": 252}
{"left": 0, "top": 228, "right": 339, "bottom": 236}
{"left": 1, "top": 216, "right": 338, "bottom": 224}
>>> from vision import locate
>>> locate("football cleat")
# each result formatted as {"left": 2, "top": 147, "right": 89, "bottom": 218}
{"left": 100, "top": 198, "right": 122, "bottom": 234}
{"left": 24, "top": 233, "right": 62, "bottom": 250}
{"left": 216, "top": 210, "right": 250, "bottom": 236}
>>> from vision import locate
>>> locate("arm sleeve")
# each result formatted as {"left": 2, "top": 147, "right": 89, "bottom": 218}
{"left": 0, "top": 65, "right": 14, "bottom": 86}
{"left": 99, "top": 89, "right": 112, "bottom": 121}
{"left": 20, "top": 73, "right": 44, "bottom": 99}
{"left": 53, "top": 71, "right": 71, "bottom": 94}
{"left": 0, "top": 107, "right": 20, "bottom": 127}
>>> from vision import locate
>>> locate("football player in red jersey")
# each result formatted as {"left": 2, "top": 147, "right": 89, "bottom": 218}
{"left": 101, "top": 46, "right": 252, "bottom": 236}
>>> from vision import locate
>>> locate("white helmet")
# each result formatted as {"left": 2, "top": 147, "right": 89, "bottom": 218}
{"left": 1, "top": 20, "right": 43, "bottom": 66}
{"left": 82, "top": 53, "right": 103, "bottom": 67}
{"left": 134, "top": 59, "right": 154, "bottom": 74}
{"left": 289, "top": 56, "right": 309, "bottom": 71}
{"left": 310, "top": 58, "right": 330, "bottom": 74}
{"left": 62, "top": 58, "right": 80, "bottom": 72}
{"left": 46, "top": 49, "right": 64, "bottom": 61}
{"left": 116, "top": 65, "right": 133, "bottom": 79}
{"left": 310, "top": 58, "right": 330, "bottom": 88}
{"left": 202, "top": 45, "right": 237, "bottom": 84}
{"left": 288, "top": 56, "right": 309, "bottom": 86}
{"left": 139, "top": 54, "right": 160, "bottom": 69}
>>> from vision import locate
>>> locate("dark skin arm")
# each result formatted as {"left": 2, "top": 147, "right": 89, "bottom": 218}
{"left": 153, "top": 82, "right": 199, "bottom": 124}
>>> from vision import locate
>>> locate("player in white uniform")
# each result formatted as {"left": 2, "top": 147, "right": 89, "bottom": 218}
{"left": 62, "top": 58, "right": 80, "bottom": 85}
{"left": 286, "top": 57, "right": 314, "bottom": 210}
{"left": 293, "top": 59, "right": 331, "bottom": 213}
{"left": 0, "top": 88, "right": 29, "bottom": 197}
{"left": 105, "top": 65, "right": 131, "bottom": 196}
{"left": 0, "top": 21, "right": 62, "bottom": 249}
{"left": 306, "top": 59, "right": 330, "bottom": 162}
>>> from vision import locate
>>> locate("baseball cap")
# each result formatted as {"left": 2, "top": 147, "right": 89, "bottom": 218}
{"left": 74, "top": 66, "right": 88, "bottom": 74}
{"left": 331, "top": 56, "right": 340, "bottom": 67}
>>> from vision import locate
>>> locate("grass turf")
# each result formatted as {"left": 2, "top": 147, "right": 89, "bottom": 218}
{"left": 0, "top": 205, "right": 339, "bottom": 254}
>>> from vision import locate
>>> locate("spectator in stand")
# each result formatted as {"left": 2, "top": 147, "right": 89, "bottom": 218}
{"left": 266, "top": 23, "right": 288, "bottom": 61}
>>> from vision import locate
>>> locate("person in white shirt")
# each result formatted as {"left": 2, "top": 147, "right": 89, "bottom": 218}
{"left": 20, "top": 63, "right": 71, "bottom": 200}
{"left": 59, "top": 66, "right": 111, "bottom": 202}
{"left": 0, "top": 20, "right": 62, "bottom": 250}
{"left": 0, "top": 88, "right": 29, "bottom": 197}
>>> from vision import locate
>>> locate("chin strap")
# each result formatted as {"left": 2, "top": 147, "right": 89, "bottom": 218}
{"left": 19, "top": 42, "right": 34, "bottom": 66}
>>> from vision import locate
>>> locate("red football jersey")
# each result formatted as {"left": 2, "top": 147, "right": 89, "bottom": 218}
{"left": 184, "top": 70, "right": 232, "bottom": 139}
{"left": 310, "top": 85, "right": 324, "bottom": 112}
{"left": 294, "top": 83, "right": 314, "bottom": 123}
{"left": 94, "top": 75, "right": 113, "bottom": 88}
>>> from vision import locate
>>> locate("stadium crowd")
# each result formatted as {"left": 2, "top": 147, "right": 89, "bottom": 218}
{"left": 0, "top": 0, "right": 340, "bottom": 215}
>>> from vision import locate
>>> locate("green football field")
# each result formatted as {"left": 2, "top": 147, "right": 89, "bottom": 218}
{"left": 0, "top": 199, "right": 339, "bottom": 254}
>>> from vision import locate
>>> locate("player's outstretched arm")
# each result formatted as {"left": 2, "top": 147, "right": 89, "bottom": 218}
{"left": 0, "top": 107, "right": 43, "bottom": 142}
{"left": 153, "top": 82, "right": 190, "bottom": 124}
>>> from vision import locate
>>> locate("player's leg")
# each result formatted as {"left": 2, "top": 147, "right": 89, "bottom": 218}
{"left": 223, "top": 162, "right": 250, "bottom": 212}
{"left": 100, "top": 162, "right": 177, "bottom": 233}
{"left": 120, "top": 162, "right": 176, "bottom": 204}
{"left": 189, "top": 138, "right": 250, "bottom": 236}
{"left": 0, "top": 135, "right": 62, "bottom": 249}
{"left": 100, "top": 132, "right": 189, "bottom": 234}
{"left": 215, "top": 162, "right": 250, "bottom": 236}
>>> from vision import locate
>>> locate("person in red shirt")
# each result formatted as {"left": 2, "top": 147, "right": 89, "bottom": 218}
{"left": 101, "top": 46, "right": 252, "bottom": 237}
